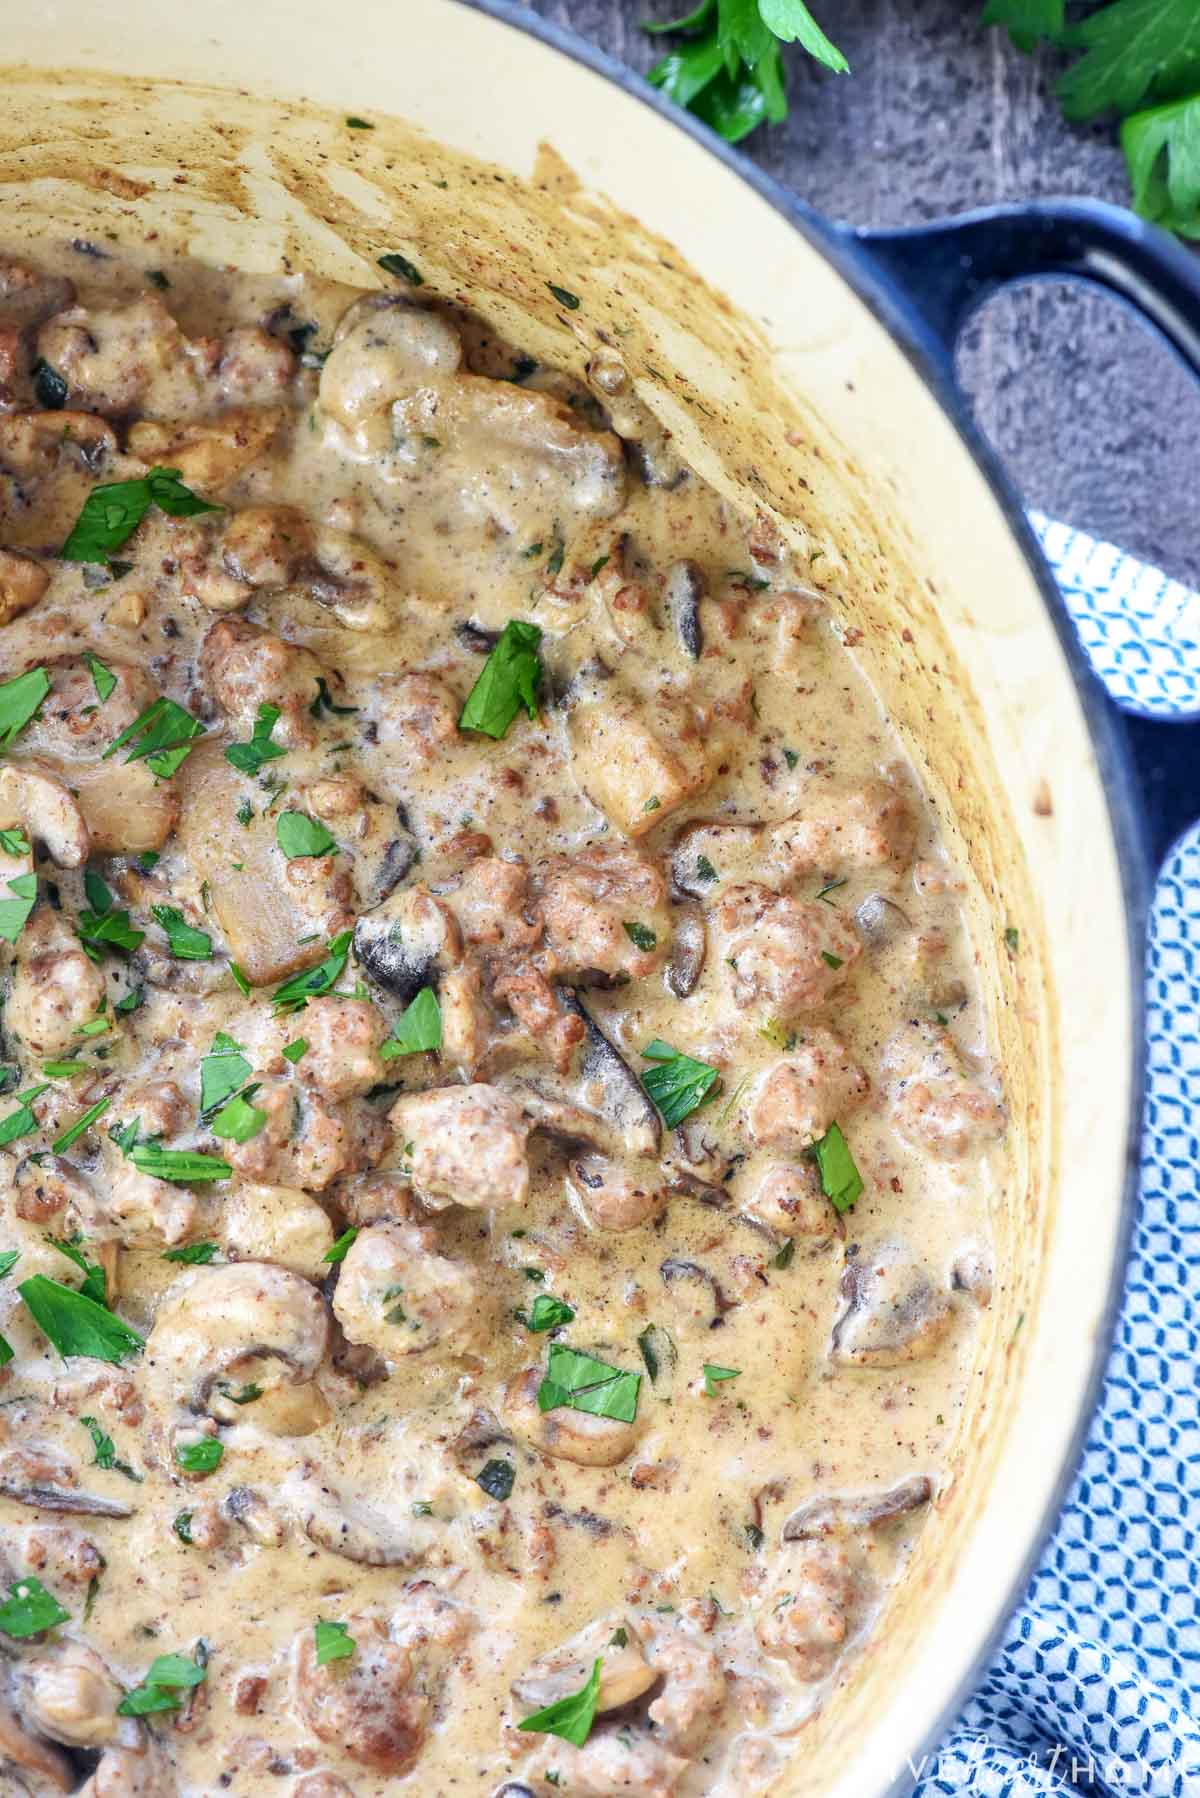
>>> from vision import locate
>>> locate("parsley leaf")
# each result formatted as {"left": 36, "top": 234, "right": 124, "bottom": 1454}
{"left": 152, "top": 906, "right": 212, "bottom": 960}
{"left": 103, "top": 695, "right": 204, "bottom": 780}
{"left": 458, "top": 619, "right": 543, "bottom": 739}
{"left": 77, "top": 892, "right": 144, "bottom": 960}
{"left": 0, "top": 828, "right": 30, "bottom": 857}
{"left": 224, "top": 703, "right": 285, "bottom": 776}
{"left": 0, "top": 872, "right": 37, "bottom": 944}
{"left": 174, "top": 1439, "right": 223, "bottom": 1475}
{"left": 758, "top": 0, "right": 849, "bottom": 70}
{"left": 1122, "top": 94, "right": 1200, "bottom": 235}
{"left": 981, "top": 0, "right": 1064, "bottom": 54}
{"left": 640, "top": 1039, "right": 720, "bottom": 1127}
{"left": 811, "top": 1121, "right": 863, "bottom": 1214}
{"left": 623, "top": 921, "right": 657, "bottom": 952}
{"left": 0, "top": 1084, "right": 50, "bottom": 1149}
{"left": 272, "top": 929, "right": 353, "bottom": 1013}
{"left": 1057, "top": 0, "right": 1200, "bottom": 122}
{"left": 62, "top": 467, "right": 219, "bottom": 565}
{"left": 527, "top": 1293, "right": 576, "bottom": 1333}
{"left": 128, "top": 1145, "right": 231, "bottom": 1183}
{"left": 0, "top": 1576, "right": 70, "bottom": 1638}
{"left": 51, "top": 1097, "right": 110, "bottom": 1155}
{"left": 117, "top": 1651, "right": 206, "bottom": 1716}
{"left": 322, "top": 1228, "right": 358, "bottom": 1264}
{"left": 209, "top": 1087, "right": 267, "bottom": 1143}
{"left": 702, "top": 1362, "right": 741, "bottom": 1395}
{"left": 18, "top": 1275, "right": 144, "bottom": 1362}
{"left": 80, "top": 1415, "right": 142, "bottom": 1482}
{"left": 0, "top": 667, "right": 50, "bottom": 749}
{"left": 537, "top": 1343, "right": 641, "bottom": 1424}
{"left": 276, "top": 811, "right": 337, "bottom": 859}
{"left": 48, "top": 1235, "right": 107, "bottom": 1306}
{"left": 647, "top": 0, "right": 845, "bottom": 143}
{"left": 163, "top": 1241, "right": 220, "bottom": 1265}
{"left": 282, "top": 1037, "right": 308, "bottom": 1064}
{"left": 200, "top": 1033, "right": 252, "bottom": 1115}
{"left": 519, "top": 1656, "right": 602, "bottom": 1747}
{"left": 315, "top": 1618, "right": 356, "bottom": 1665}
{"left": 475, "top": 1458, "right": 516, "bottom": 1501}
{"left": 379, "top": 987, "right": 442, "bottom": 1059}
{"left": 85, "top": 652, "right": 117, "bottom": 704}
{"left": 309, "top": 677, "right": 359, "bottom": 719}
{"left": 378, "top": 252, "right": 424, "bottom": 284}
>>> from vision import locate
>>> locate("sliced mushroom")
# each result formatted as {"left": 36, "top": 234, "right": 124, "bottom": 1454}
{"left": 456, "top": 620, "right": 500, "bottom": 654}
{"left": 512, "top": 1613, "right": 655, "bottom": 1714}
{"left": 224, "top": 1486, "right": 288, "bottom": 1548}
{"left": 831, "top": 1243, "right": 956, "bottom": 1368}
{"left": 0, "top": 1482, "right": 134, "bottom": 1519}
{"left": 664, "top": 907, "right": 706, "bottom": 999}
{"left": 449, "top": 1408, "right": 513, "bottom": 1468}
{"left": 0, "top": 1688, "right": 73, "bottom": 1793}
{"left": 566, "top": 1155, "right": 665, "bottom": 1232}
{"left": 284, "top": 1471, "right": 426, "bottom": 1567}
{"left": 660, "top": 1257, "right": 733, "bottom": 1329}
{"left": 353, "top": 884, "right": 461, "bottom": 1006}
{"left": 555, "top": 989, "right": 661, "bottom": 1157}
{"left": 505, "top": 1367, "right": 641, "bottom": 1467}
{"left": 144, "top": 1262, "right": 330, "bottom": 1421}
{"left": 663, "top": 559, "right": 704, "bottom": 660}
{"left": 19, "top": 1644, "right": 128, "bottom": 1749}
{"left": 855, "top": 892, "right": 912, "bottom": 947}
{"left": 670, "top": 817, "right": 761, "bottom": 900}
{"left": 0, "top": 763, "right": 89, "bottom": 868}
{"left": 781, "top": 1476, "right": 933, "bottom": 1542}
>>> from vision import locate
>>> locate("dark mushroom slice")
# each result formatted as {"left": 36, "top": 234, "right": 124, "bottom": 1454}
{"left": 635, "top": 1322, "right": 678, "bottom": 1395}
{"left": 670, "top": 816, "right": 761, "bottom": 900}
{"left": 223, "top": 1485, "right": 287, "bottom": 1547}
{"left": 665, "top": 906, "right": 706, "bottom": 999}
{"left": 353, "top": 884, "right": 461, "bottom": 1007}
{"left": 781, "top": 1476, "right": 934, "bottom": 1542}
{"left": 855, "top": 893, "right": 912, "bottom": 947}
{"left": 0, "top": 1482, "right": 134, "bottom": 1519}
{"left": 450, "top": 1408, "right": 513, "bottom": 1467}
{"left": 659, "top": 1257, "right": 734, "bottom": 1328}
{"left": 665, "top": 1169, "right": 730, "bottom": 1210}
{"left": 831, "top": 1243, "right": 957, "bottom": 1368}
{"left": 663, "top": 559, "right": 704, "bottom": 660}
{"left": 554, "top": 988, "right": 661, "bottom": 1157}
{"left": 456, "top": 619, "right": 501, "bottom": 654}
{"left": 361, "top": 811, "right": 420, "bottom": 908}
{"left": 288, "top": 1475, "right": 424, "bottom": 1568}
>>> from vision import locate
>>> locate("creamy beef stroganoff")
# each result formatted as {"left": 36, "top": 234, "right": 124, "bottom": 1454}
{"left": 0, "top": 243, "right": 1005, "bottom": 1797}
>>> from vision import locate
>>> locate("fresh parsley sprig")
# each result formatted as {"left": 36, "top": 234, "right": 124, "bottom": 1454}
{"left": 644, "top": 0, "right": 847, "bottom": 145}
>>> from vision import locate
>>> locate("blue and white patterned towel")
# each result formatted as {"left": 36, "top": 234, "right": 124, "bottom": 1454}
{"left": 914, "top": 520, "right": 1200, "bottom": 1796}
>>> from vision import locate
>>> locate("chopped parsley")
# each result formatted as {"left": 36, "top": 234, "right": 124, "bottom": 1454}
{"left": 199, "top": 1033, "right": 251, "bottom": 1115}
{"left": 0, "top": 1084, "right": 49, "bottom": 1148}
{"left": 309, "top": 677, "right": 359, "bottom": 719}
{"left": 640, "top": 1039, "right": 720, "bottom": 1127}
{"left": 0, "top": 1576, "right": 70, "bottom": 1638}
{"left": 77, "top": 870, "right": 144, "bottom": 959}
{"left": 62, "top": 467, "right": 219, "bottom": 566}
{"left": 314, "top": 1618, "right": 356, "bottom": 1665}
{"left": 0, "top": 873, "right": 37, "bottom": 945}
{"left": 209, "top": 1087, "right": 267, "bottom": 1144}
{"left": 519, "top": 1656, "right": 601, "bottom": 1746}
{"left": 116, "top": 1651, "right": 206, "bottom": 1716}
{"left": 18, "top": 1275, "right": 144, "bottom": 1363}
{"left": 1004, "top": 925, "right": 1020, "bottom": 953}
{"left": 51, "top": 1097, "right": 110, "bottom": 1154}
{"left": 0, "top": 828, "right": 30, "bottom": 857}
{"left": 547, "top": 282, "right": 581, "bottom": 311}
{"left": 174, "top": 1438, "right": 223, "bottom": 1475}
{"left": 695, "top": 854, "right": 718, "bottom": 883}
{"left": 276, "top": 811, "right": 337, "bottom": 859}
{"left": 163, "top": 1242, "right": 220, "bottom": 1265}
{"left": 475, "top": 1458, "right": 516, "bottom": 1502}
{"left": 85, "top": 653, "right": 117, "bottom": 704}
{"left": 272, "top": 929, "right": 353, "bottom": 1013}
{"left": 702, "top": 1363, "right": 741, "bottom": 1396}
{"left": 0, "top": 666, "right": 50, "bottom": 749}
{"left": 225, "top": 703, "right": 285, "bottom": 776}
{"left": 377, "top": 253, "right": 424, "bottom": 284}
{"left": 622, "top": 921, "right": 657, "bottom": 952}
{"left": 811, "top": 1121, "right": 863, "bottom": 1214}
{"left": 322, "top": 1228, "right": 358, "bottom": 1265}
{"left": 103, "top": 695, "right": 204, "bottom": 781}
{"left": 151, "top": 906, "right": 211, "bottom": 960}
{"left": 820, "top": 949, "right": 843, "bottom": 969}
{"left": 526, "top": 1293, "right": 575, "bottom": 1333}
{"left": 80, "top": 1415, "right": 142, "bottom": 1482}
{"left": 379, "top": 987, "right": 442, "bottom": 1059}
{"left": 282, "top": 1037, "right": 308, "bottom": 1064}
{"left": 128, "top": 1145, "right": 231, "bottom": 1184}
{"left": 537, "top": 1343, "right": 641, "bottom": 1425}
{"left": 458, "top": 619, "right": 543, "bottom": 740}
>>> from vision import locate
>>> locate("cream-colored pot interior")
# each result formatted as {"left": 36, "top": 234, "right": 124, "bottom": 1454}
{"left": 3, "top": 2, "right": 1134, "bottom": 1790}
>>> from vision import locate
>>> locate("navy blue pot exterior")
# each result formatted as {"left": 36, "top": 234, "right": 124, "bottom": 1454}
{"left": 454, "top": 4, "right": 1198, "bottom": 1788}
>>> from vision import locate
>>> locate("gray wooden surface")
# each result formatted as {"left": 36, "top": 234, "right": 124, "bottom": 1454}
{"left": 527, "top": 0, "right": 1200, "bottom": 588}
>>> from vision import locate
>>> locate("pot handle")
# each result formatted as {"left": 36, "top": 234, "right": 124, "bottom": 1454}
{"left": 855, "top": 199, "right": 1200, "bottom": 867}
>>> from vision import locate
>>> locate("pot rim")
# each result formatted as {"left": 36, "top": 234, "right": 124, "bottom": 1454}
{"left": 452, "top": 0, "right": 1148, "bottom": 1786}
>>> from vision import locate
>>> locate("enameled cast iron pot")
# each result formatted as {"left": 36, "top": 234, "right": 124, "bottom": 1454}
{"left": 6, "top": 1, "right": 1200, "bottom": 1791}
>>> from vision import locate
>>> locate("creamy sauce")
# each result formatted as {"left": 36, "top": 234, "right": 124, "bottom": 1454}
{"left": 0, "top": 242, "right": 1005, "bottom": 1798}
